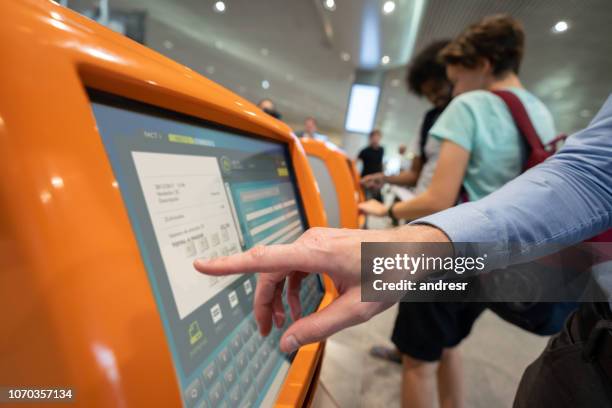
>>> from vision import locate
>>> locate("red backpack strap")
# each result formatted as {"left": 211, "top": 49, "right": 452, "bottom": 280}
{"left": 491, "top": 90, "right": 545, "bottom": 152}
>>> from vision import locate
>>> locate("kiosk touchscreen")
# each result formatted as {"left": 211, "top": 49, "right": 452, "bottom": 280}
{"left": 0, "top": 2, "right": 334, "bottom": 408}
{"left": 92, "top": 92, "right": 324, "bottom": 407}
{"left": 301, "top": 139, "right": 362, "bottom": 229}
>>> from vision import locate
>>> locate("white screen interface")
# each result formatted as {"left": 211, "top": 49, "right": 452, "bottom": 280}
{"left": 91, "top": 92, "right": 324, "bottom": 408}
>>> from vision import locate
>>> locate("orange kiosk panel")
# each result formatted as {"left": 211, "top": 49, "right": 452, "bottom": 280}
{"left": 0, "top": 2, "right": 335, "bottom": 407}
{"left": 300, "top": 139, "right": 363, "bottom": 230}
{"left": 348, "top": 159, "right": 367, "bottom": 228}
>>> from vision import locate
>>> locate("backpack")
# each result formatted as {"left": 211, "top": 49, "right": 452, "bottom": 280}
{"left": 492, "top": 89, "right": 612, "bottom": 242}
{"left": 492, "top": 90, "right": 567, "bottom": 170}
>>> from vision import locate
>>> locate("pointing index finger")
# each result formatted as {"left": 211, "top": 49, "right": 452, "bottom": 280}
{"left": 194, "top": 243, "right": 312, "bottom": 276}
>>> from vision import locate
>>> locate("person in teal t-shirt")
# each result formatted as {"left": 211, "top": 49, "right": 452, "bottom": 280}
{"left": 429, "top": 87, "right": 556, "bottom": 201}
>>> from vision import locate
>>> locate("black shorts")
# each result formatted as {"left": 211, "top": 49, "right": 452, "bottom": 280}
{"left": 392, "top": 301, "right": 578, "bottom": 362}
{"left": 391, "top": 302, "right": 485, "bottom": 362}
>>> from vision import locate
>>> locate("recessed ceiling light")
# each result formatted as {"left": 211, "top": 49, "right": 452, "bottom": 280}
{"left": 381, "top": 55, "right": 390, "bottom": 65}
{"left": 261, "top": 80, "right": 270, "bottom": 89}
{"left": 323, "top": 0, "right": 336, "bottom": 11}
{"left": 163, "top": 40, "right": 174, "bottom": 50}
{"left": 552, "top": 20, "right": 569, "bottom": 33}
{"left": 382, "top": 1, "right": 396, "bottom": 14}
{"left": 341, "top": 52, "right": 351, "bottom": 62}
{"left": 390, "top": 78, "right": 400, "bottom": 87}
{"left": 206, "top": 66, "right": 215, "bottom": 74}
{"left": 214, "top": 1, "right": 226, "bottom": 13}
{"left": 260, "top": 48, "right": 269, "bottom": 56}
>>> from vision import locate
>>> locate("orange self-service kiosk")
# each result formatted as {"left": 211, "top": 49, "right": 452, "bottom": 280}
{"left": 0, "top": 2, "right": 335, "bottom": 407}
{"left": 300, "top": 139, "right": 364, "bottom": 229}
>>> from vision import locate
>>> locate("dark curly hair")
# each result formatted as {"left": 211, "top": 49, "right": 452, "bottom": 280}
{"left": 407, "top": 39, "right": 451, "bottom": 96}
{"left": 441, "top": 14, "right": 525, "bottom": 76}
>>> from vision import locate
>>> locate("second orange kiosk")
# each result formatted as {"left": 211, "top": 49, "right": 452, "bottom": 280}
{"left": 300, "top": 138, "right": 366, "bottom": 229}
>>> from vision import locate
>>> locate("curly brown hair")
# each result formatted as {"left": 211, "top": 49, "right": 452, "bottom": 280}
{"left": 441, "top": 14, "right": 525, "bottom": 76}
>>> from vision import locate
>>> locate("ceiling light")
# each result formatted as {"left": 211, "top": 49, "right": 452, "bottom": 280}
{"left": 340, "top": 52, "right": 351, "bottom": 62}
{"left": 286, "top": 74, "right": 294, "bottom": 81}
{"left": 390, "top": 78, "right": 400, "bottom": 87}
{"left": 580, "top": 109, "right": 592, "bottom": 118}
{"left": 215, "top": 40, "right": 224, "bottom": 49}
{"left": 163, "top": 40, "right": 174, "bottom": 50}
{"left": 552, "top": 20, "right": 569, "bottom": 33}
{"left": 382, "top": 1, "right": 396, "bottom": 14}
{"left": 206, "top": 66, "right": 215, "bottom": 74}
{"left": 213, "top": 1, "right": 226, "bottom": 13}
{"left": 261, "top": 80, "right": 270, "bottom": 89}
{"left": 381, "top": 55, "right": 390, "bottom": 65}
{"left": 323, "top": 0, "right": 336, "bottom": 11}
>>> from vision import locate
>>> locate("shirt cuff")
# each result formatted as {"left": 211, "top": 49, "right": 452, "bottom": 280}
{"left": 411, "top": 203, "right": 510, "bottom": 270}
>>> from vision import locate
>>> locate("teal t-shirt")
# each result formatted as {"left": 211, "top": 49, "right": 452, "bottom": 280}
{"left": 429, "top": 88, "right": 556, "bottom": 201}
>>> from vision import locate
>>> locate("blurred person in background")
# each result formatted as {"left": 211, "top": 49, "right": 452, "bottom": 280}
{"left": 357, "top": 129, "right": 385, "bottom": 202}
{"left": 359, "top": 15, "right": 575, "bottom": 408}
{"left": 297, "top": 116, "right": 329, "bottom": 141}
{"left": 397, "top": 144, "right": 411, "bottom": 172}
{"left": 362, "top": 40, "right": 452, "bottom": 196}
{"left": 257, "top": 98, "right": 282, "bottom": 119}
{"left": 362, "top": 39, "right": 453, "bottom": 358}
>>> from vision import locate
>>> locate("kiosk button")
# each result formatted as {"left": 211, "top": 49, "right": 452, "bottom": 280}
{"left": 217, "top": 347, "right": 231, "bottom": 370}
{"left": 229, "top": 384, "right": 242, "bottom": 405}
{"left": 240, "top": 373, "right": 253, "bottom": 391}
{"left": 236, "top": 350, "right": 248, "bottom": 371}
{"left": 195, "top": 399, "right": 210, "bottom": 408}
{"left": 184, "top": 378, "right": 203, "bottom": 408}
{"left": 202, "top": 360, "right": 219, "bottom": 387}
{"left": 240, "top": 387, "right": 257, "bottom": 408}
{"left": 256, "top": 359, "right": 276, "bottom": 389}
{"left": 230, "top": 335, "right": 243, "bottom": 355}
{"left": 223, "top": 365, "right": 238, "bottom": 389}
{"left": 240, "top": 325, "right": 251, "bottom": 343}
{"left": 208, "top": 381, "right": 224, "bottom": 406}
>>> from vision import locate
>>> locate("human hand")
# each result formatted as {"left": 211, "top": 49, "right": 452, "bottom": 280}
{"left": 358, "top": 199, "right": 388, "bottom": 217}
{"left": 361, "top": 173, "right": 384, "bottom": 189}
{"left": 194, "top": 225, "right": 448, "bottom": 353}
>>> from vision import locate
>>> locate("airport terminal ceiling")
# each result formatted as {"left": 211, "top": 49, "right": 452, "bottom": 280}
{"left": 67, "top": 0, "right": 612, "bottom": 148}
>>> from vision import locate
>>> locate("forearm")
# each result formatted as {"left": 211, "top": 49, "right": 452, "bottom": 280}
{"left": 392, "top": 190, "right": 449, "bottom": 221}
{"left": 384, "top": 170, "right": 419, "bottom": 187}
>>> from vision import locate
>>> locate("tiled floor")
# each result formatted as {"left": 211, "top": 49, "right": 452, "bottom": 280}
{"left": 312, "top": 214, "right": 550, "bottom": 407}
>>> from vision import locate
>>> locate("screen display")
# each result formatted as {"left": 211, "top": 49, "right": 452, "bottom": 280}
{"left": 90, "top": 91, "right": 324, "bottom": 408}
{"left": 306, "top": 155, "right": 341, "bottom": 228}
{"left": 344, "top": 83, "right": 380, "bottom": 134}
